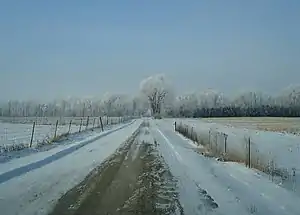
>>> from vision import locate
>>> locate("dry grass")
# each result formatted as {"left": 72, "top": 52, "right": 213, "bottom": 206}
{"left": 202, "top": 117, "right": 300, "bottom": 135}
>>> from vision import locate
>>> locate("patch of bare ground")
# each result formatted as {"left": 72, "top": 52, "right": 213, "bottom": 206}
{"left": 49, "top": 121, "right": 183, "bottom": 215}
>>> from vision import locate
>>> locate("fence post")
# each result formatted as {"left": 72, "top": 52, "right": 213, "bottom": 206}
{"left": 68, "top": 120, "right": 72, "bottom": 134}
{"left": 248, "top": 137, "right": 251, "bottom": 168}
{"left": 79, "top": 118, "right": 83, "bottom": 132}
{"left": 208, "top": 129, "right": 211, "bottom": 150}
{"left": 191, "top": 127, "right": 194, "bottom": 140}
{"left": 174, "top": 121, "right": 177, "bottom": 131}
{"left": 106, "top": 116, "right": 109, "bottom": 125}
{"left": 86, "top": 116, "right": 90, "bottom": 130}
{"left": 224, "top": 133, "right": 228, "bottom": 154}
{"left": 215, "top": 133, "right": 218, "bottom": 154}
{"left": 29, "top": 121, "right": 36, "bottom": 147}
{"left": 100, "top": 117, "right": 104, "bottom": 132}
{"left": 54, "top": 119, "right": 59, "bottom": 139}
{"left": 93, "top": 118, "right": 96, "bottom": 129}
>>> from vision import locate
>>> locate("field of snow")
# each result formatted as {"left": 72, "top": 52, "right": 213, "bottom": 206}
{"left": 0, "top": 116, "right": 131, "bottom": 150}
{"left": 173, "top": 118, "right": 300, "bottom": 195}
{"left": 0, "top": 122, "right": 79, "bottom": 148}
{"left": 0, "top": 116, "right": 125, "bottom": 125}
{"left": 203, "top": 117, "right": 300, "bottom": 135}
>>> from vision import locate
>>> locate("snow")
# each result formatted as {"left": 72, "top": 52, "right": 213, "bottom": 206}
{"left": 0, "top": 119, "right": 141, "bottom": 215}
{"left": 173, "top": 119, "right": 300, "bottom": 181}
{"left": 1, "top": 118, "right": 300, "bottom": 215}
{"left": 175, "top": 131, "right": 203, "bottom": 149}
{"left": 0, "top": 121, "right": 133, "bottom": 164}
{"left": 152, "top": 120, "right": 300, "bottom": 215}
{"left": 0, "top": 122, "right": 80, "bottom": 148}
{"left": 0, "top": 121, "right": 134, "bottom": 175}
{"left": 0, "top": 116, "right": 127, "bottom": 148}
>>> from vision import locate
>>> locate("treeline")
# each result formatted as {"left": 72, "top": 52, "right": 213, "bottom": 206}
{"left": 176, "top": 105, "right": 300, "bottom": 118}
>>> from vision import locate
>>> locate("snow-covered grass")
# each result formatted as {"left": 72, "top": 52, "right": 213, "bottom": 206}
{"left": 0, "top": 116, "right": 128, "bottom": 126}
{"left": 0, "top": 122, "right": 79, "bottom": 149}
{"left": 0, "top": 116, "right": 132, "bottom": 152}
{"left": 202, "top": 117, "right": 300, "bottom": 135}
{"left": 174, "top": 118, "right": 300, "bottom": 193}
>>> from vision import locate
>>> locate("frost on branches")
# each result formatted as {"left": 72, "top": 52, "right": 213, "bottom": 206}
{"left": 139, "top": 74, "right": 173, "bottom": 117}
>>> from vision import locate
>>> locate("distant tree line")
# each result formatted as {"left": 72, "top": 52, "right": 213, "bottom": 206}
{"left": 1, "top": 74, "right": 300, "bottom": 119}
{"left": 168, "top": 86, "right": 300, "bottom": 118}
{"left": 0, "top": 94, "right": 149, "bottom": 118}
{"left": 180, "top": 105, "right": 300, "bottom": 118}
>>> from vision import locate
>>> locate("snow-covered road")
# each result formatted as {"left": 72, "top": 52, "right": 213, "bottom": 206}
{"left": 0, "top": 120, "right": 142, "bottom": 215}
{"left": 1, "top": 118, "right": 300, "bottom": 215}
{"left": 152, "top": 120, "right": 300, "bottom": 215}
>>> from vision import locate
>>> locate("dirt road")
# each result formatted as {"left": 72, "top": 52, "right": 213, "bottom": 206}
{"left": 48, "top": 120, "right": 300, "bottom": 215}
{"left": 49, "top": 122, "right": 183, "bottom": 215}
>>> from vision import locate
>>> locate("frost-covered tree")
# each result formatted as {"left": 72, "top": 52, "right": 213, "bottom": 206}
{"left": 1, "top": 81, "right": 300, "bottom": 118}
{"left": 197, "top": 89, "right": 227, "bottom": 108}
{"left": 277, "top": 85, "right": 300, "bottom": 107}
{"left": 139, "top": 74, "right": 173, "bottom": 116}
{"left": 232, "top": 91, "right": 270, "bottom": 108}
{"left": 175, "top": 93, "right": 198, "bottom": 117}
{"left": 100, "top": 93, "right": 118, "bottom": 116}
{"left": 98, "top": 93, "right": 137, "bottom": 116}
{"left": 112, "top": 94, "right": 132, "bottom": 116}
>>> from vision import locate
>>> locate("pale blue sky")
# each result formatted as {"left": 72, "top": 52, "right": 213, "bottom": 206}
{"left": 1, "top": 0, "right": 300, "bottom": 101}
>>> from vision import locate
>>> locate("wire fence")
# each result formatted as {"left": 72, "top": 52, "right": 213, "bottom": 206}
{"left": 174, "top": 121, "right": 300, "bottom": 194}
{"left": 0, "top": 116, "right": 130, "bottom": 151}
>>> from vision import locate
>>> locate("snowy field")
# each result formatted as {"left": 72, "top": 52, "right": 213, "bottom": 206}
{"left": 203, "top": 117, "right": 300, "bottom": 135}
{"left": 0, "top": 122, "right": 80, "bottom": 148}
{"left": 0, "top": 116, "right": 130, "bottom": 150}
{"left": 0, "top": 116, "right": 124, "bottom": 125}
{"left": 173, "top": 118, "right": 300, "bottom": 195}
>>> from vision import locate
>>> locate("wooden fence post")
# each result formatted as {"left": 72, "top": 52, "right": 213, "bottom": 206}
{"left": 248, "top": 137, "right": 251, "bottom": 168}
{"left": 100, "top": 117, "right": 104, "bottom": 132}
{"left": 79, "top": 118, "right": 83, "bottom": 132}
{"left": 68, "top": 120, "right": 72, "bottom": 134}
{"left": 93, "top": 118, "right": 96, "bottom": 129}
{"left": 86, "top": 116, "right": 90, "bottom": 130}
{"left": 29, "top": 121, "right": 36, "bottom": 147}
{"left": 208, "top": 129, "right": 211, "bottom": 150}
{"left": 106, "top": 117, "right": 109, "bottom": 125}
{"left": 54, "top": 119, "right": 59, "bottom": 139}
{"left": 174, "top": 121, "right": 177, "bottom": 131}
{"left": 215, "top": 133, "right": 218, "bottom": 154}
{"left": 224, "top": 133, "right": 228, "bottom": 154}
